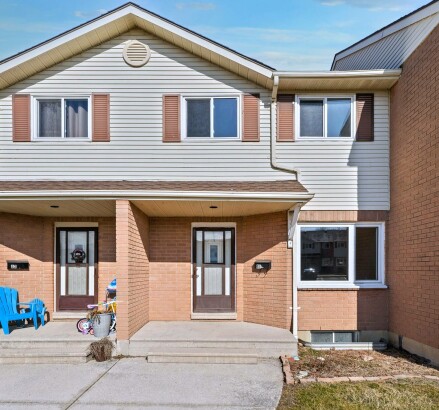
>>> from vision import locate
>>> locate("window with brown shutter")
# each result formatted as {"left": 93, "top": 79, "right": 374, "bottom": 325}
{"left": 277, "top": 94, "right": 295, "bottom": 142}
{"left": 356, "top": 93, "right": 374, "bottom": 142}
{"left": 163, "top": 94, "right": 181, "bottom": 142}
{"left": 242, "top": 93, "right": 260, "bottom": 142}
{"left": 92, "top": 93, "right": 110, "bottom": 142}
{"left": 12, "top": 94, "right": 31, "bottom": 142}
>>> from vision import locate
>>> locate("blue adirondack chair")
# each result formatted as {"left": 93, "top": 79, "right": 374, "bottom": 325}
{"left": 27, "top": 298, "right": 47, "bottom": 326}
{"left": 0, "top": 287, "right": 41, "bottom": 335}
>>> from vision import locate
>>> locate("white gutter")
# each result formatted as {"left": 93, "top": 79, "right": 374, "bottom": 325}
{"left": 270, "top": 75, "right": 300, "bottom": 180}
{"left": 274, "top": 69, "right": 402, "bottom": 78}
{"left": 0, "top": 190, "right": 314, "bottom": 202}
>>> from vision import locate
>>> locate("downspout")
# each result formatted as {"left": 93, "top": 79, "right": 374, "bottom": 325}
{"left": 270, "top": 74, "right": 301, "bottom": 339}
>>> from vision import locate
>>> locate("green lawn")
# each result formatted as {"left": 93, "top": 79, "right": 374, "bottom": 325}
{"left": 277, "top": 379, "right": 439, "bottom": 410}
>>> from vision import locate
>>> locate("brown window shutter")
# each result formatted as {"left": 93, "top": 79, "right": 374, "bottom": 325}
{"left": 356, "top": 93, "right": 374, "bottom": 141}
{"left": 92, "top": 93, "right": 110, "bottom": 142}
{"left": 242, "top": 93, "right": 260, "bottom": 142}
{"left": 12, "top": 94, "right": 31, "bottom": 142}
{"left": 162, "top": 95, "right": 181, "bottom": 142}
{"left": 277, "top": 94, "right": 295, "bottom": 142}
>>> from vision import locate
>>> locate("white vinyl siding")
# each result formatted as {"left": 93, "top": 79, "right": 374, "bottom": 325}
{"left": 0, "top": 29, "right": 390, "bottom": 210}
{"left": 277, "top": 91, "right": 389, "bottom": 210}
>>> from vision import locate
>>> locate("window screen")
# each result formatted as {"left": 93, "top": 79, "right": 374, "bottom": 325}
{"left": 187, "top": 99, "right": 210, "bottom": 137}
{"left": 300, "top": 100, "right": 323, "bottom": 137}
{"left": 39, "top": 100, "right": 61, "bottom": 138}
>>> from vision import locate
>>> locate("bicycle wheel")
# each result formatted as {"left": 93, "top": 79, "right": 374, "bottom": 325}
{"left": 76, "top": 318, "right": 91, "bottom": 334}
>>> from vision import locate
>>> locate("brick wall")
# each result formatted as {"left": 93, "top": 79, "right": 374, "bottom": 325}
{"left": 116, "top": 201, "right": 149, "bottom": 340}
{"left": 297, "top": 210, "right": 389, "bottom": 332}
{"left": 388, "top": 25, "right": 439, "bottom": 350}
{"left": 242, "top": 212, "right": 292, "bottom": 329}
{"left": 0, "top": 213, "right": 115, "bottom": 314}
{"left": 298, "top": 290, "right": 388, "bottom": 331}
{"left": 148, "top": 212, "right": 292, "bottom": 329}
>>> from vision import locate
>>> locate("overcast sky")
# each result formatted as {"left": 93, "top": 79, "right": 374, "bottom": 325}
{"left": 0, "top": 0, "right": 429, "bottom": 70}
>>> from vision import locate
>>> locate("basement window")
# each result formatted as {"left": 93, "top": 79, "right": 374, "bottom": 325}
{"left": 311, "top": 331, "right": 358, "bottom": 343}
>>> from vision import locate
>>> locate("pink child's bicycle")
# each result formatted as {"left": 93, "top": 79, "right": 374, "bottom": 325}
{"left": 76, "top": 299, "right": 117, "bottom": 335}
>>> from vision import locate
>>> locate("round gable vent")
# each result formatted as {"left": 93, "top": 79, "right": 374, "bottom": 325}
{"left": 123, "top": 40, "right": 151, "bottom": 67}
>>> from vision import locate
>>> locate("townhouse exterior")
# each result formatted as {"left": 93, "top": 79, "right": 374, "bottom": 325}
{"left": 333, "top": 0, "right": 439, "bottom": 365}
{"left": 0, "top": 2, "right": 436, "bottom": 363}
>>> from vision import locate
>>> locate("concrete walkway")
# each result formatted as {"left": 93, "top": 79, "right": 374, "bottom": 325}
{"left": 0, "top": 358, "right": 283, "bottom": 409}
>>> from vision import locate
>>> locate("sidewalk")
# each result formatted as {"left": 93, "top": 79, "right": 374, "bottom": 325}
{"left": 0, "top": 358, "right": 283, "bottom": 409}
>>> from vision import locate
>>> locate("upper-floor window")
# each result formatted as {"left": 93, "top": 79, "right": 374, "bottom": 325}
{"left": 34, "top": 97, "right": 90, "bottom": 139}
{"left": 182, "top": 96, "right": 240, "bottom": 140}
{"left": 297, "top": 96, "right": 354, "bottom": 139}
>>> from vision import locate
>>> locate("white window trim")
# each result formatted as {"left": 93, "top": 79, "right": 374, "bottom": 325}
{"left": 181, "top": 95, "right": 241, "bottom": 141}
{"left": 295, "top": 94, "right": 355, "bottom": 140}
{"left": 294, "top": 222, "right": 386, "bottom": 289}
{"left": 32, "top": 96, "right": 92, "bottom": 141}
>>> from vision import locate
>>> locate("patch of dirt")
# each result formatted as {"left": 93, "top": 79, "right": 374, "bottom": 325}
{"left": 289, "top": 346, "right": 439, "bottom": 379}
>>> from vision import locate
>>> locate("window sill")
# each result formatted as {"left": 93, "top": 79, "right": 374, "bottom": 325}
{"left": 295, "top": 137, "right": 354, "bottom": 142}
{"left": 182, "top": 138, "right": 242, "bottom": 142}
{"left": 298, "top": 283, "right": 388, "bottom": 290}
{"left": 32, "top": 138, "right": 92, "bottom": 142}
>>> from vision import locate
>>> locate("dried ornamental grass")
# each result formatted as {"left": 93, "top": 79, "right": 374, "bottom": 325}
{"left": 89, "top": 337, "right": 114, "bottom": 362}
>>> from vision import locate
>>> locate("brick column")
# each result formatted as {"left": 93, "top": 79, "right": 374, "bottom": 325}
{"left": 116, "top": 200, "right": 149, "bottom": 341}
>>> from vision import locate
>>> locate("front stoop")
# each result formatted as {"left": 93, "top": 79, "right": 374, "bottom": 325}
{"left": 124, "top": 321, "right": 298, "bottom": 364}
{"left": 0, "top": 322, "right": 98, "bottom": 364}
{"left": 0, "top": 339, "right": 92, "bottom": 364}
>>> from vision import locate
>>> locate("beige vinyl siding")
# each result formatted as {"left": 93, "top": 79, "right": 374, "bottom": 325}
{"left": 0, "top": 29, "right": 390, "bottom": 210}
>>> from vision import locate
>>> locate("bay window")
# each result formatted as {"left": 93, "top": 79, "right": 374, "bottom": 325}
{"left": 34, "top": 97, "right": 90, "bottom": 139}
{"left": 183, "top": 96, "right": 239, "bottom": 139}
{"left": 297, "top": 96, "right": 353, "bottom": 139}
{"left": 296, "top": 223, "right": 385, "bottom": 288}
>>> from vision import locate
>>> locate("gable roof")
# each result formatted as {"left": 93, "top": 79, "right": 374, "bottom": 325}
{"left": 0, "top": 2, "right": 274, "bottom": 90}
{"left": 331, "top": 0, "right": 439, "bottom": 70}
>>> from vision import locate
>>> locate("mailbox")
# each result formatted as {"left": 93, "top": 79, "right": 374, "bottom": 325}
{"left": 254, "top": 260, "right": 271, "bottom": 272}
{"left": 7, "top": 260, "right": 30, "bottom": 271}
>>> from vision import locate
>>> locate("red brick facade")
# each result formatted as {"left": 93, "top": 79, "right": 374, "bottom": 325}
{"left": 148, "top": 212, "right": 292, "bottom": 329}
{"left": 298, "top": 289, "right": 388, "bottom": 331}
{"left": 0, "top": 206, "right": 389, "bottom": 340}
{"left": 388, "top": 25, "right": 439, "bottom": 351}
{"left": 0, "top": 213, "right": 116, "bottom": 314}
{"left": 116, "top": 201, "right": 149, "bottom": 340}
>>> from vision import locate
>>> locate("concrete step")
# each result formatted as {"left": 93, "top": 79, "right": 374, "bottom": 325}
{"left": 52, "top": 311, "right": 88, "bottom": 321}
{"left": 146, "top": 352, "right": 258, "bottom": 364}
{"left": 0, "top": 350, "right": 91, "bottom": 364}
{"left": 129, "top": 340, "right": 297, "bottom": 358}
{"left": 0, "top": 339, "right": 91, "bottom": 350}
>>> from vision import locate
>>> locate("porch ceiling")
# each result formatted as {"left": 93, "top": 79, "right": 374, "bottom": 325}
{"left": 0, "top": 200, "right": 115, "bottom": 217}
{"left": 0, "top": 198, "right": 298, "bottom": 218}
{"left": 132, "top": 199, "right": 296, "bottom": 217}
